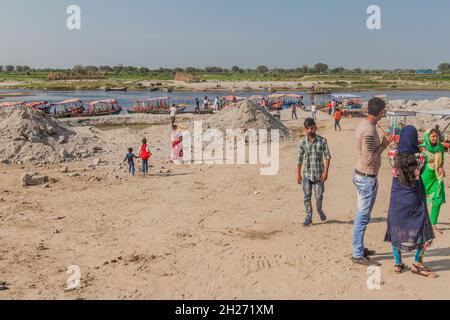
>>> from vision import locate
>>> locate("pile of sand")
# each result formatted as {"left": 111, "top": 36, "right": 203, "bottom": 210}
{"left": 0, "top": 107, "right": 101, "bottom": 165}
{"left": 204, "top": 100, "right": 290, "bottom": 139}
{"left": 388, "top": 97, "right": 450, "bottom": 111}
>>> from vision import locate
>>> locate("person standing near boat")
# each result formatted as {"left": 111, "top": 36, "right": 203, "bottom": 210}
{"left": 420, "top": 129, "right": 446, "bottom": 234}
{"left": 195, "top": 98, "right": 201, "bottom": 114}
{"left": 311, "top": 103, "right": 318, "bottom": 121}
{"left": 331, "top": 99, "right": 337, "bottom": 115}
{"left": 170, "top": 104, "right": 177, "bottom": 125}
{"left": 385, "top": 126, "right": 437, "bottom": 278}
{"left": 291, "top": 103, "right": 298, "bottom": 120}
{"left": 139, "top": 138, "right": 151, "bottom": 176}
{"left": 352, "top": 97, "right": 393, "bottom": 266}
{"left": 296, "top": 118, "right": 332, "bottom": 227}
{"left": 214, "top": 97, "right": 220, "bottom": 112}
{"left": 204, "top": 96, "right": 210, "bottom": 110}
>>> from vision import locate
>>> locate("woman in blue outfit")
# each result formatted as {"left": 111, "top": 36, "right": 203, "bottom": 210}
{"left": 384, "top": 126, "right": 438, "bottom": 278}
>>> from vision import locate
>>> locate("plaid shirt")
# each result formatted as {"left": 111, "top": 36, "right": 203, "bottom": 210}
{"left": 298, "top": 135, "right": 332, "bottom": 182}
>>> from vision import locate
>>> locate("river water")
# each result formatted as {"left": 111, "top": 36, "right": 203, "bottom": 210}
{"left": 1, "top": 89, "right": 450, "bottom": 110}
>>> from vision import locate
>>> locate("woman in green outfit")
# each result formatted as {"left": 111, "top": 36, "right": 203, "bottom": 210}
{"left": 420, "top": 129, "right": 446, "bottom": 233}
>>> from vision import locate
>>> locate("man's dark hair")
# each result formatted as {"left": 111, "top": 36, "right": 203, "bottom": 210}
{"left": 367, "top": 97, "right": 386, "bottom": 117}
{"left": 128, "top": 147, "right": 133, "bottom": 153}
{"left": 142, "top": 138, "right": 147, "bottom": 144}
{"left": 304, "top": 118, "right": 316, "bottom": 128}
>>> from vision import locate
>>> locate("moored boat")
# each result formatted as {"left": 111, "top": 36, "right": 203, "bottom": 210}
{"left": 74, "top": 99, "right": 122, "bottom": 117}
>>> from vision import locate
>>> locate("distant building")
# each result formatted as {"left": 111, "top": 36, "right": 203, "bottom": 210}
{"left": 415, "top": 69, "right": 436, "bottom": 75}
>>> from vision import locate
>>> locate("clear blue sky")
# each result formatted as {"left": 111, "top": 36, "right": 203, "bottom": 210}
{"left": 1, "top": 0, "right": 449, "bottom": 69}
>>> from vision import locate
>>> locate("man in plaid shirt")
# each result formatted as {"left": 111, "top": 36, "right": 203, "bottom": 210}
{"left": 297, "top": 118, "right": 332, "bottom": 227}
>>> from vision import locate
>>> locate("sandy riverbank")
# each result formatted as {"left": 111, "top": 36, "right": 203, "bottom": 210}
{"left": 0, "top": 106, "right": 449, "bottom": 300}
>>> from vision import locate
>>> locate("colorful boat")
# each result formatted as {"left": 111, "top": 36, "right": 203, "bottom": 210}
{"left": 26, "top": 101, "right": 52, "bottom": 113}
{"left": 128, "top": 97, "right": 186, "bottom": 114}
{"left": 49, "top": 99, "right": 85, "bottom": 118}
{"left": 0, "top": 101, "right": 25, "bottom": 108}
{"left": 75, "top": 99, "right": 122, "bottom": 117}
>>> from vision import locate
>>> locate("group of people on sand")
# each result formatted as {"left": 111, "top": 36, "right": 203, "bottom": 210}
{"left": 123, "top": 124, "right": 184, "bottom": 177}
{"left": 297, "top": 97, "right": 446, "bottom": 278}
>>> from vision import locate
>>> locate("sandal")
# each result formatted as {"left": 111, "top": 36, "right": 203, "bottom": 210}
{"left": 411, "top": 264, "right": 439, "bottom": 279}
{"left": 394, "top": 264, "right": 406, "bottom": 274}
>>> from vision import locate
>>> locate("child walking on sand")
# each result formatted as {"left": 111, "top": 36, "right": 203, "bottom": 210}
{"left": 334, "top": 108, "right": 343, "bottom": 131}
{"left": 139, "top": 138, "right": 151, "bottom": 176}
{"left": 123, "top": 147, "right": 138, "bottom": 176}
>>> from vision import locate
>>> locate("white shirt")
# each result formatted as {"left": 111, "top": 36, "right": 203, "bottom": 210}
{"left": 170, "top": 107, "right": 177, "bottom": 117}
{"left": 311, "top": 104, "right": 317, "bottom": 112}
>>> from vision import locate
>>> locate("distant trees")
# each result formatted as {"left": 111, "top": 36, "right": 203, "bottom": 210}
{"left": 314, "top": 63, "right": 329, "bottom": 73}
{"left": 438, "top": 63, "right": 450, "bottom": 73}
{"left": 231, "top": 66, "right": 241, "bottom": 73}
{"left": 256, "top": 65, "right": 269, "bottom": 73}
{"left": 99, "top": 65, "right": 112, "bottom": 72}
{"left": 72, "top": 65, "right": 85, "bottom": 74}
{"left": 2, "top": 63, "right": 436, "bottom": 76}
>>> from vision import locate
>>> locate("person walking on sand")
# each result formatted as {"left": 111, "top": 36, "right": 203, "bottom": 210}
{"left": 331, "top": 99, "right": 337, "bottom": 115}
{"left": 204, "top": 96, "right": 209, "bottom": 110}
{"left": 352, "top": 97, "right": 393, "bottom": 266}
{"left": 311, "top": 102, "right": 318, "bottom": 121}
{"left": 296, "top": 118, "right": 332, "bottom": 227}
{"left": 214, "top": 96, "right": 219, "bottom": 112}
{"left": 385, "top": 126, "right": 437, "bottom": 278}
{"left": 291, "top": 103, "right": 298, "bottom": 120}
{"left": 420, "top": 129, "right": 446, "bottom": 234}
{"left": 123, "top": 147, "right": 138, "bottom": 176}
{"left": 195, "top": 98, "right": 200, "bottom": 114}
{"left": 171, "top": 125, "right": 184, "bottom": 164}
{"left": 327, "top": 101, "right": 332, "bottom": 116}
{"left": 170, "top": 104, "right": 177, "bottom": 125}
{"left": 139, "top": 138, "right": 151, "bottom": 176}
{"left": 334, "top": 108, "right": 343, "bottom": 131}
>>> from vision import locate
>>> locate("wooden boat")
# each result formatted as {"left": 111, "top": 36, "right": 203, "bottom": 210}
{"left": 104, "top": 87, "right": 128, "bottom": 92}
{"left": 0, "top": 101, "right": 25, "bottom": 108}
{"left": 26, "top": 101, "right": 52, "bottom": 113}
{"left": 128, "top": 97, "right": 185, "bottom": 114}
{"left": 49, "top": 99, "right": 85, "bottom": 118}
{"left": 73, "top": 99, "right": 122, "bottom": 118}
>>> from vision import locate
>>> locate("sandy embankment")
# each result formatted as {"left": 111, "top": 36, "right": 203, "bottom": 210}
{"left": 0, "top": 101, "right": 449, "bottom": 300}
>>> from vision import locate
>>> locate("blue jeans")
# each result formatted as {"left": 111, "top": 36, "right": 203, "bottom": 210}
{"left": 142, "top": 160, "right": 149, "bottom": 175}
{"left": 303, "top": 178, "right": 325, "bottom": 224}
{"left": 128, "top": 162, "right": 135, "bottom": 176}
{"left": 352, "top": 171, "right": 378, "bottom": 258}
{"left": 334, "top": 120, "right": 342, "bottom": 131}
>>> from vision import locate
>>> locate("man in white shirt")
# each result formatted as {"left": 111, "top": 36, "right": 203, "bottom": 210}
{"left": 170, "top": 104, "right": 177, "bottom": 125}
{"left": 311, "top": 103, "right": 318, "bottom": 121}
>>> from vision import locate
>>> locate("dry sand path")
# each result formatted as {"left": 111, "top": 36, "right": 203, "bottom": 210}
{"left": 0, "top": 110, "right": 449, "bottom": 300}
